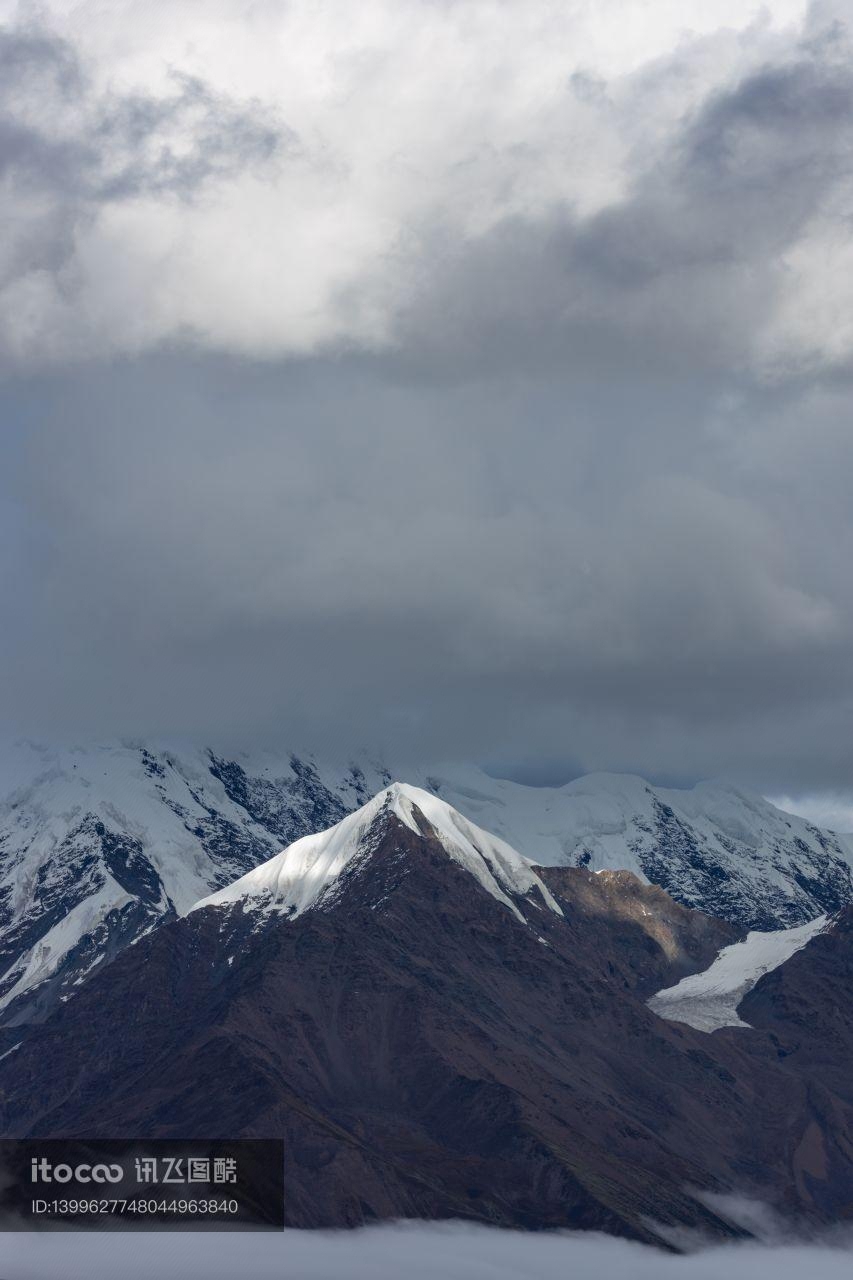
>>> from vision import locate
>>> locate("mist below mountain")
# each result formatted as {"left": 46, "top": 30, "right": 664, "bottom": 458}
{"left": 2, "top": 1220, "right": 853, "bottom": 1280}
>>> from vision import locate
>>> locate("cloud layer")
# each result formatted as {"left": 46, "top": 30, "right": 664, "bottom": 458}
{"left": 1, "top": 0, "right": 844, "bottom": 370}
{"left": 2, "top": 1221, "right": 853, "bottom": 1280}
{"left": 2, "top": 1, "right": 853, "bottom": 800}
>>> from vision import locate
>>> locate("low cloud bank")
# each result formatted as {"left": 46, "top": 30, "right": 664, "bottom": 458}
{"left": 2, "top": 1221, "right": 853, "bottom": 1280}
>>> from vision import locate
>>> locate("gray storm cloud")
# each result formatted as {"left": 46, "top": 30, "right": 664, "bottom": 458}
{"left": 1, "top": 1, "right": 853, "bottom": 800}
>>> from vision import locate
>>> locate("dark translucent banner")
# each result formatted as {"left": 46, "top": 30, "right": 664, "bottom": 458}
{"left": 0, "top": 1140, "right": 284, "bottom": 1230}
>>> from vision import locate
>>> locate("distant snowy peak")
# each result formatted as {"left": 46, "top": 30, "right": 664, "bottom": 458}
{"left": 3, "top": 739, "right": 853, "bottom": 1038}
{"left": 192, "top": 782, "right": 563, "bottom": 924}
{"left": 647, "top": 913, "right": 831, "bottom": 1033}
{"left": 424, "top": 768, "right": 853, "bottom": 931}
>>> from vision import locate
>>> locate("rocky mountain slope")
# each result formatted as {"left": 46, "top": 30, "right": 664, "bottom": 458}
{"left": 1, "top": 740, "right": 852, "bottom": 1035}
{"left": 1, "top": 785, "right": 850, "bottom": 1243}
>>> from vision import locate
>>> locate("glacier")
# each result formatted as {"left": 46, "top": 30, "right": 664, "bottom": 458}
{"left": 647, "top": 913, "right": 830, "bottom": 1032}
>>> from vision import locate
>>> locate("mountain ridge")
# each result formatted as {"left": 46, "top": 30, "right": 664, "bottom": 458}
{"left": 2, "top": 739, "right": 852, "bottom": 1034}
{"left": 191, "top": 782, "right": 564, "bottom": 924}
{"left": 2, "top": 787, "right": 850, "bottom": 1243}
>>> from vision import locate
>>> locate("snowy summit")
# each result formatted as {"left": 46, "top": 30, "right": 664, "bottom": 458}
{"left": 191, "top": 782, "right": 563, "bottom": 924}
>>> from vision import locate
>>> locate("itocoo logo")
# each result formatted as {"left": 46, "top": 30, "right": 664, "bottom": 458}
{"left": 30, "top": 1158, "right": 123, "bottom": 1184}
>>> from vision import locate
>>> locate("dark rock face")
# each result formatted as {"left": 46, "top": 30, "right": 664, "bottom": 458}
{"left": 538, "top": 865, "right": 739, "bottom": 993}
{"left": 735, "top": 909, "right": 853, "bottom": 1218}
{"left": 207, "top": 754, "right": 352, "bottom": 847}
{"left": 2, "top": 807, "right": 851, "bottom": 1245}
{"left": 740, "top": 908, "right": 853, "bottom": 1089}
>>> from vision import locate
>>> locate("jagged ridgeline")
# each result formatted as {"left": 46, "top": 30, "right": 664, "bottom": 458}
{"left": 0, "top": 741, "right": 852, "bottom": 1035}
{"left": 2, "top": 782, "right": 852, "bottom": 1243}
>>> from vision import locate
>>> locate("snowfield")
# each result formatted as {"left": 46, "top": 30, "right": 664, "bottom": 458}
{"left": 647, "top": 914, "right": 830, "bottom": 1032}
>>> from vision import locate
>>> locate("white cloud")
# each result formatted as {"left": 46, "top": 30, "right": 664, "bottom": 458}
{"left": 1, "top": 1221, "right": 852, "bottom": 1280}
{"left": 768, "top": 793, "right": 853, "bottom": 834}
{"left": 0, "top": 0, "right": 837, "bottom": 366}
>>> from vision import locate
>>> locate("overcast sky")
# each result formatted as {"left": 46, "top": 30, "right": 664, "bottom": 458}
{"left": 2, "top": 1, "right": 853, "bottom": 806}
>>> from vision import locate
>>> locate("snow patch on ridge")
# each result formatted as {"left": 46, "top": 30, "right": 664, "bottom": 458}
{"left": 191, "top": 783, "right": 563, "bottom": 924}
{"left": 0, "top": 879, "right": 135, "bottom": 1014}
{"left": 0, "top": 740, "right": 391, "bottom": 1023}
{"left": 647, "top": 913, "right": 830, "bottom": 1032}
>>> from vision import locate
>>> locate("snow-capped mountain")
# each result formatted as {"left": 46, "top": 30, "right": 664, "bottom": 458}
{"left": 427, "top": 767, "right": 853, "bottom": 931}
{"left": 193, "top": 782, "right": 563, "bottom": 924}
{"left": 4, "top": 786, "right": 853, "bottom": 1242}
{"left": 0, "top": 741, "right": 390, "bottom": 1028}
{"left": 2, "top": 738, "right": 853, "bottom": 1034}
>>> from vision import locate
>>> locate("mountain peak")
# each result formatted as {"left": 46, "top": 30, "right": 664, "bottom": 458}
{"left": 190, "top": 781, "right": 563, "bottom": 924}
